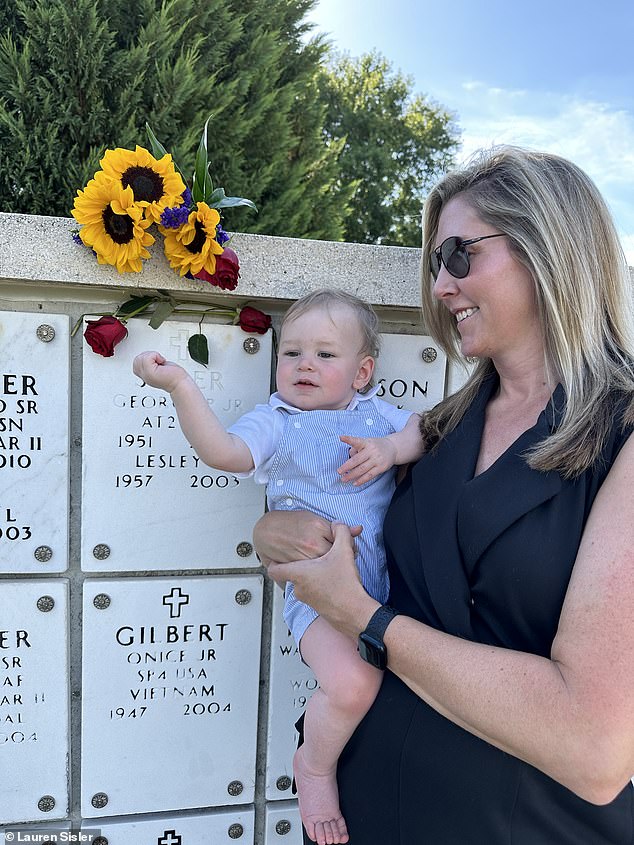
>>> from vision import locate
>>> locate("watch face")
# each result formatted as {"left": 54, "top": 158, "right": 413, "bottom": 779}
{"left": 358, "top": 633, "right": 387, "bottom": 670}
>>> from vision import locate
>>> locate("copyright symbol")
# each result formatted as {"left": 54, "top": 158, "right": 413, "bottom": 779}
{"left": 6, "top": 832, "right": 15, "bottom": 841}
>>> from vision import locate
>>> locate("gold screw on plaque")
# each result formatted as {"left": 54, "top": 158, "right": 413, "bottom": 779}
{"left": 37, "top": 596, "right": 55, "bottom": 613}
{"left": 243, "top": 337, "right": 260, "bottom": 354}
{"left": 276, "top": 820, "right": 292, "bottom": 835}
{"left": 37, "top": 795, "right": 56, "bottom": 812}
{"left": 276, "top": 775, "right": 292, "bottom": 791}
{"left": 93, "top": 593, "right": 111, "bottom": 610}
{"left": 91, "top": 792, "right": 109, "bottom": 809}
{"left": 227, "top": 780, "right": 244, "bottom": 796}
{"left": 93, "top": 543, "right": 111, "bottom": 560}
{"left": 421, "top": 346, "right": 437, "bottom": 363}
{"left": 236, "top": 541, "right": 253, "bottom": 558}
{"left": 228, "top": 823, "right": 244, "bottom": 839}
{"left": 34, "top": 545, "right": 53, "bottom": 563}
{"left": 235, "top": 589, "right": 252, "bottom": 606}
{"left": 93, "top": 838, "right": 109, "bottom": 845}
{"left": 36, "top": 324, "right": 56, "bottom": 343}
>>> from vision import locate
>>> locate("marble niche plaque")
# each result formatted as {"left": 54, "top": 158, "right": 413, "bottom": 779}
{"left": 265, "top": 587, "right": 318, "bottom": 800}
{"left": 80, "top": 808, "right": 254, "bottom": 844}
{"left": 81, "top": 318, "right": 272, "bottom": 571}
{"left": 0, "top": 580, "right": 69, "bottom": 824}
{"left": 0, "top": 311, "right": 69, "bottom": 573}
{"left": 265, "top": 802, "right": 303, "bottom": 845}
{"left": 375, "top": 332, "right": 447, "bottom": 413}
{"left": 81, "top": 575, "right": 263, "bottom": 817}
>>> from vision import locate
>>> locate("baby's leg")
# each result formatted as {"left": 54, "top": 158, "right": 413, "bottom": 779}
{"left": 294, "top": 616, "right": 383, "bottom": 845}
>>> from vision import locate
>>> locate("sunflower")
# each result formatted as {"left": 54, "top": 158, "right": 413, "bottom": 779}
{"left": 72, "top": 170, "right": 155, "bottom": 273}
{"left": 161, "top": 202, "right": 225, "bottom": 276}
{"left": 100, "top": 145, "right": 186, "bottom": 224}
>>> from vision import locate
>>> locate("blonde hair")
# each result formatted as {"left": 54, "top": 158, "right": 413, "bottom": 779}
{"left": 282, "top": 288, "right": 381, "bottom": 386}
{"left": 420, "top": 145, "right": 634, "bottom": 477}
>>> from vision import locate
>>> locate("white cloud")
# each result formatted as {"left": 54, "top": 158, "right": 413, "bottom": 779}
{"left": 451, "top": 85, "right": 634, "bottom": 266}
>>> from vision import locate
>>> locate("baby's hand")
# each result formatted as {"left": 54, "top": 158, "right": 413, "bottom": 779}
{"left": 337, "top": 434, "right": 397, "bottom": 486}
{"left": 132, "top": 351, "right": 189, "bottom": 393}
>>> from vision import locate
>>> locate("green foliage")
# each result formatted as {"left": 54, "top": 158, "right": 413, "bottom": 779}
{"left": 0, "top": 0, "right": 347, "bottom": 239}
{"left": 0, "top": 2, "right": 460, "bottom": 245}
{"left": 320, "top": 52, "right": 460, "bottom": 246}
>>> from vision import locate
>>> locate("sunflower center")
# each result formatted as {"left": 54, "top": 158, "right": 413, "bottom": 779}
{"left": 103, "top": 206, "right": 135, "bottom": 244}
{"left": 186, "top": 221, "right": 208, "bottom": 254}
{"left": 121, "top": 166, "right": 164, "bottom": 203}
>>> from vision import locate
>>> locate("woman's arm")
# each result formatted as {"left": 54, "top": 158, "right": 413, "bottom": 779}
{"left": 270, "top": 432, "right": 634, "bottom": 804}
{"left": 253, "top": 511, "right": 335, "bottom": 564}
{"left": 253, "top": 511, "right": 362, "bottom": 587}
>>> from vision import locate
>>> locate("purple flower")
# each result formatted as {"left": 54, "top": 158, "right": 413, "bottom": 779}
{"left": 72, "top": 231, "right": 83, "bottom": 245}
{"left": 160, "top": 204, "right": 191, "bottom": 229}
{"left": 216, "top": 223, "right": 230, "bottom": 245}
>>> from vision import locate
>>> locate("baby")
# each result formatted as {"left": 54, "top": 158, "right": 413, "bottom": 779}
{"left": 133, "top": 289, "right": 423, "bottom": 845}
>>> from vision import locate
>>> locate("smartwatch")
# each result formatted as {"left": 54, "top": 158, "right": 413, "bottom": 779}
{"left": 358, "top": 605, "right": 400, "bottom": 670}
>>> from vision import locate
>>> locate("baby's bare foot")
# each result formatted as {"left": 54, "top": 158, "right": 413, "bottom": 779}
{"left": 293, "top": 745, "right": 349, "bottom": 845}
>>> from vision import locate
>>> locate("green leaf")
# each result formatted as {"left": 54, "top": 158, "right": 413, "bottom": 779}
{"left": 192, "top": 116, "right": 214, "bottom": 205}
{"left": 215, "top": 196, "right": 258, "bottom": 212}
{"left": 188, "top": 333, "right": 209, "bottom": 367}
{"left": 148, "top": 300, "right": 175, "bottom": 330}
{"left": 145, "top": 123, "right": 169, "bottom": 160}
{"left": 208, "top": 187, "right": 226, "bottom": 206}
{"left": 115, "top": 295, "right": 157, "bottom": 317}
{"left": 145, "top": 127, "right": 188, "bottom": 189}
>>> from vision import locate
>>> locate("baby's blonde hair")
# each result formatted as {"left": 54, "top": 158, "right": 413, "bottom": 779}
{"left": 281, "top": 288, "right": 381, "bottom": 391}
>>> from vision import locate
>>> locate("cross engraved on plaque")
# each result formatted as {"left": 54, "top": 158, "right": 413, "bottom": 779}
{"left": 158, "top": 831, "right": 182, "bottom": 845}
{"left": 162, "top": 587, "right": 190, "bottom": 619}
{"left": 169, "top": 330, "right": 190, "bottom": 362}
{"left": 81, "top": 575, "right": 263, "bottom": 815}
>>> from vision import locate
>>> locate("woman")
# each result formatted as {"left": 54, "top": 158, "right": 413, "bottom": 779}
{"left": 256, "top": 146, "right": 634, "bottom": 844}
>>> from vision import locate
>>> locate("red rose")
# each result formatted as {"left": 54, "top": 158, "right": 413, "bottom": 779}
{"left": 84, "top": 316, "right": 128, "bottom": 357}
{"left": 194, "top": 246, "right": 240, "bottom": 291}
{"left": 238, "top": 306, "right": 272, "bottom": 335}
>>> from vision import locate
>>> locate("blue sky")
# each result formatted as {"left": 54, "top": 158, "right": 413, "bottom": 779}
{"left": 306, "top": 0, "right": 634, "bottom": 264}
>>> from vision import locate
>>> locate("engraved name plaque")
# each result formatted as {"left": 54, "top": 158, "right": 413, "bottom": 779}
{"left": 0, "top": 580, "right": 69, "bottom": 824}
{"left": 265, "top": 802, "right": 302, "bottom": 845}
{"left": 81, "top": 575, "right": 263, "bottom": 817}
{"left": 81, "top": 319, "right": 272, "bottom": 571}
{"left": 265, "top": 588, "right": 318, "bottom": 800}
{"left": 375, "top": 333, "right": 447, "bottom": 413}
{"left": 81, "top": 807, "right": 255, "bottom": 843}
{"left": 0, "top": 311, "right": 69, "bottom": 573}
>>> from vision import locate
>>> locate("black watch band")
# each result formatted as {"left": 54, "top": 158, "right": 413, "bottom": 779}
{"left": 358, "top": 604, "right": 400, "bottom": 670}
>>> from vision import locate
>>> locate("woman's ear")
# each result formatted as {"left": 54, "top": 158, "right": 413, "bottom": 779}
{"left": 353, "top": 355, "right": 375, "bottom": 390}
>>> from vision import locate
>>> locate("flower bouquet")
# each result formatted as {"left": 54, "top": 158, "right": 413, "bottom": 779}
{"left": 71, "top": 120, "right": 270, "bottom": 364}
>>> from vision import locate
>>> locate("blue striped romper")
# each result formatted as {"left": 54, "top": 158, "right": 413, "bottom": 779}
{"left": 229, "top": 389, "right": 413, "bottom": 646}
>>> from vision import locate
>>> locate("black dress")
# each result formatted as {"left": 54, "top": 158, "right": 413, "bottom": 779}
{"left": 330, "top": 376, "right": 634, "bottom": 844}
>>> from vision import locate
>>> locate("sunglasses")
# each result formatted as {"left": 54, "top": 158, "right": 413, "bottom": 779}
{"left": 430, "top": 233, "right": 506, "bottom": 280}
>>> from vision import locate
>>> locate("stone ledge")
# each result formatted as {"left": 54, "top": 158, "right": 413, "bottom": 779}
{"left": 0, "top": 212, "right": 422, "bottom": 309}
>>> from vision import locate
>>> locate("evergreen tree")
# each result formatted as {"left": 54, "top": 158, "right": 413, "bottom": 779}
{"left": 320, "top": 51, "right": 460, "bottom": 246}
{"left": 0, "top": 0, "right": 347, "bottom": 239}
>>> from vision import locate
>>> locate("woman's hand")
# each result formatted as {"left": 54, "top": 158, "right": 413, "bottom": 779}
{"left": 253, "top": 510, "right": 337, "bottom": 565}
{"left": 268, "top": 523, "right": 379, "bottom": 638}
